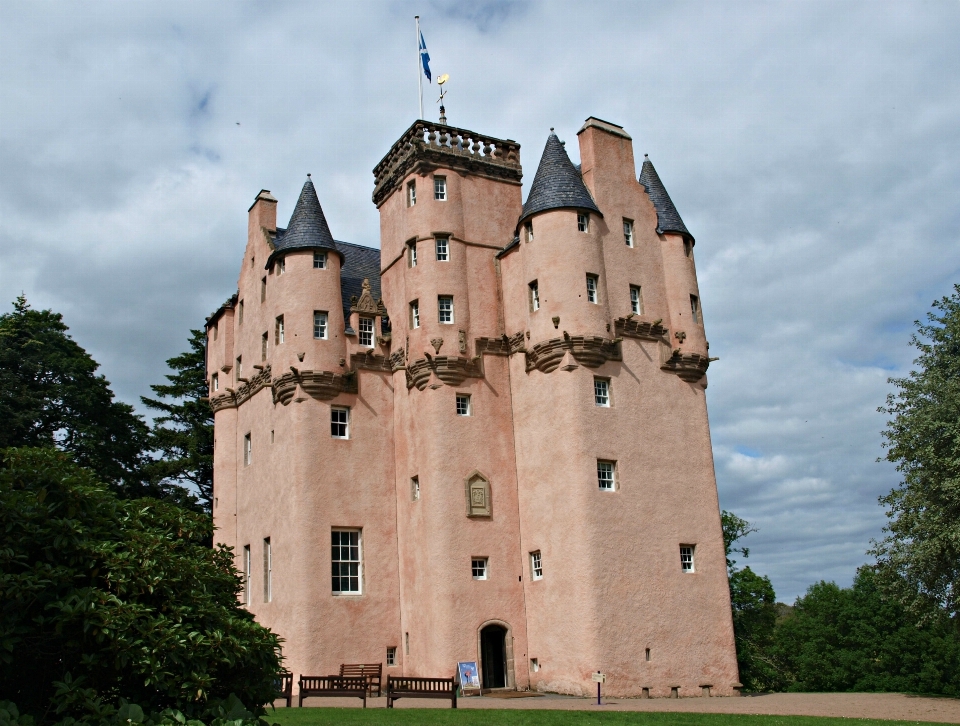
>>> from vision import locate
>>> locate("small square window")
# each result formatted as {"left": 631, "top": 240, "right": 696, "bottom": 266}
{"left": 594, "top": 378, "right": 610, "bottom": 407}
{"left": 243, "top": 433, "right": 252, "bottom": 466}
{"left": 410, "top": 300, "right": 420, "bottom": 329}
{"left": 331, "top": 407, "right": 349, "bottom": 439}
{"left": 680, "top": 545, "right": 695, "bottom": 573}
{"left": 314, "top": 311, "right": 328, "bottom": 340}
{"left": 314, "top": 251, "right": 327, "bottom": 269}
{"left": 435, "top": 237, "right": 449, "bottom": 261}
{"left": 586, "top": 275, "right": 599, "bottom": 304}
{"left": 411, "top": 476, "right": 420, "bottom": 501}
{"left": 690, "top": 295, "right": 701, "bottom": 325}
{"left": 597, "top": 460, "right": 616, "bottom": 491}
{"left": 624, "top": 219, "right": 634, "bottom": 247}
{"left": 261, "top": 332, "right": 268, "bottom": 361}
{"left": 529, "top": 281, "right": 540, "bottom": 312}
{"left": 407, "top": 180, "right": 417, "bottom": 207}
{"left": 524, "top": 221, "right": 534, "bottom": 242}
{"left": 434, "top": 176, "right": 447, "bottom": 201}
{"left": 530, "top": 551, "right": 543, "bottom": 580}
{"left": 472, "top": 558, "right": 488, "bottom": 580}
{"left": 358, "top": 317, "right": 374, "bottom": 347}
{"left": 211, "top": 373, "right": 219, "bottom": 392}
{"left": 261, "top": 277, "right": 266, "bottom": 302}
{"left": 387, "top": 647, "right": 398, "bottom": 666}
{"left": 438, "top": 295, "right": 454, "bottom": 324}
{"left": 238, "top": 300, "right": 244, "bottom": 325}
{"left": 456, "top": 394, "right": 471, "bottom": 416}
{"left": 408, "top": 242, "right": 417, "bottom": 268}
{"left": 275, "top": 315, "right": 284, "bottom": 345}
{"left": 630, "top": 286, "right": 643, "bottom": 315}
{"left": 578, "top": 213, "right": 589, "bottom": 232}
{"left": 278, "top": 257, "right": 286, "bottom": 275}
{"left": 332, "top": 529, "right": 361, "bottom": 594}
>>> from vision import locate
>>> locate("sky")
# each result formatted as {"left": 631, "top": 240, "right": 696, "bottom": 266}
{"left": 1, "top": 0, "right": 958, "bottom": 602}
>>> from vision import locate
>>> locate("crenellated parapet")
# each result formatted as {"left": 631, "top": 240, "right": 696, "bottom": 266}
{"left": 372, "top": 121, "right": 522, "bottom": 207}
{"left": 614, "top": 317, "right": 670, "bottom": 342}
{"left": 659, "top": 346, "right": 710, "bottom": 382}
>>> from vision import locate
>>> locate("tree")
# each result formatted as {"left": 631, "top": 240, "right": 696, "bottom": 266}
{"left": 874, "top": 284, "right": 960, "bottom": 617}
{"left": 0, "top": 296, "right": 151, "bottom": 497}
{"left": 0, "top": 448, "right": 283, "bottom": 723}
{"left": 141, "top": 330, "right": 214, "bottom": 513}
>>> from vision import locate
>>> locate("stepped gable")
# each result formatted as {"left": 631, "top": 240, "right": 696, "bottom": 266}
{"left": 266, "top": 176, "right": 342, "bottom": 268}
{"left": 519, "top": 131, "right": 600, "bottom": 225}
{"left": 639, "top": 156, "right": 692, "bottom": 241}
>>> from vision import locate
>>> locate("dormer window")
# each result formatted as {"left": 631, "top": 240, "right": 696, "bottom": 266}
{"left": 434, "top": 176, "right": 447, "bottom": 201}
{"left": 314, "top": 251, "right": 327, "bottom": 269}
{"left": 435, "top": 237, "right": 449, "bottom": 262}
{"left": 623, "top": 219, "right": 634, "bottom": 247}
{"left": 407, "top": 180, "right": 417, "bottom": 207}
{"left": 524, "top": 221, "right": 534, "bottom": 242}
{"left": 358, "top": 317, "right": 375, "bottom": 347}
{"left": 408, "top": 241, "right": 417, "bottom": 268}
{"left": 577, "top": 213, "right": 589, "bottom": 233}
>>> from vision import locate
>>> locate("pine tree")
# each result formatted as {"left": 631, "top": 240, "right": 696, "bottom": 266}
{"left": 141, "top": 329, "right": 214, "bottom": 513}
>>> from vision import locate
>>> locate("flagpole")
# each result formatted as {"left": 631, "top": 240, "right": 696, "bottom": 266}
{"left": 416, "top": 16, "right": 423, "bottom": 120}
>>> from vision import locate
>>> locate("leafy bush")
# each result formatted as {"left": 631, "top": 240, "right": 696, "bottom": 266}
{"left": 0, "top": 448, "right": 283, "bottom": 723}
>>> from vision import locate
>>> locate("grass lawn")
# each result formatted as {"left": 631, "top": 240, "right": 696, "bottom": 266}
{"left": 264, "top": 708, "right": 942, "bottom": 726}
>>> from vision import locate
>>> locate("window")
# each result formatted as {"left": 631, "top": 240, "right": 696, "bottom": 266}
{"left": 690, "top": 295, "right": 701, "bottom": 324}
{"left": 410, "top": 300, "right": 420, "bottom": 329}
{"left": 331, "top": 529, "right": 361, "bottom": 594}
{"left": 271, "top": 429, "right": 275, "bottom": 443}
{"left": 624, "top": 219, "right": 634, "bottom": 247}
{"left": 645, "top": 648, "right": 651, "bottom": 662}
{"left": 387, "top": 647, "right": 397, "bottom": 666}
{"left": 411, "top": 476, "right": 420, "bottom": 501}
{"left": 238, "top": 300, "right": 244, "bottom": 325}
{"left": 261, "top": 332, "right": 268, "bottom": 361}
{"left": 331, "top": 407, "right": 349, "bottom": 439}
{"left": 242, "top": 545, "right": 251, "bottom": 605}
{"left": 529, "top": 281, "right": 540, "bottom": 311}
{"left": 212, "top": 373, "right": 218, "bottom": 392}
{"left": 314, "top": 251, "right": 327, "bottom": 269}
{"left": 407, "top": 180, "right": 416, "bottom": 207}
{"left": 630, "top": 285, "right": 643, "bottom": 315}
{"left": 405, "top": 632, "right": 410, "bottom": 655}
{"left": 261, "top": 277, "right": 266, "bottom": 302}
{"left": 680, "top": 545, "right": 695, "bottom": 573}
{"left": 358, "top": 317, "right": 374, "bottom": 347}
{"left": 435, "top": 237, "right": 449, "bottom": 261}
{"left": 438, "top": 296, "right": 454, "bottom": 324}
{"left": 434, "top": 176, "right": 447, "bottom": 201}
{"left": 578, "top": 213, "right": 589, "bottom": 232}
{"left": 456, "top": 394, "right": 471, "bottom": 416}
{"left": 597, "top": 460, "right": 616, "bottom": 491}
{"left": 244, "top": 433, "right": 252, "bottom": 466}
{"left": 524, "top": 221, "right": 534, "bottom": 242}
{"left": 263, "top": 538, "right": 272, "bottom": 603}
{"left": 277, "top": 257, "right": 286, "bottom": 275}
{"left": 408, "top": 241, "right": 417, "bottom": 267}
{"left": 530, "top": 551, "right": 543, "bottom": 580}
{"left": 275, "top": 315, "right": 284, "bottom": 344}
{"left": 235, "top": 356, "right": 242, "bottom": 381}
{"left": 594, "top": 378, "right": 610, "bottom": 407}
{"left": 472, "top": 558, "right": 488, "bottom": 580}
{"left": 683, "top": 239, "right": 693, "bottom": 258}
{"left": 530, "top": 658, "right": 540, "bottom": 672}
{"left": 586, "top": 275, "right": 599, "bottom": 303}
{"left": 213, "top": 324, "right": 218, "bottom": 341}
{"left": 314, "top": 311, "right": 328, "bottom": 339}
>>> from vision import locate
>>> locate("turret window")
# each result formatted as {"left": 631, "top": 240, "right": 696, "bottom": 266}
{"left": 236, "top": 356, "right": 242, "bottom": 381}
{"left": 684, "top": 239, "right": 693, "bottom": 258}
{"left": 680, "top": 545, "right": 696, "bottom": 572}
{"left": 331, "top": 407, "right": 350, "bottom": 439}
{"left": 410, "top": 300, "right": 420, "bottom": 329}
{"left": 261, "top": 277, "right": 266, "bottom": 302}
{"left": 586, "top": 275, "right": 599, "bottom": 303}
{"left": 261, "top": 332, "right": 268, "bottom": 361}
{"left": 211, "top": 373, "right": 218, "bottom": 392}
{"left": 408, "top": 241, "right": 417, "bottom": 268}
{"left": 435, "top": 237, "right": 449, "bottom": 261}
{"left": 594, "top": 378, "right": 610, "bottom": 407}
{"left": 314, "top": 251, "right": 327, "bottom": 269}
{"left": 624, "top": 219, "right": 634, "bottom": 247}
{"left": 630, "top": 285, "right": 643, "bottom": 315}
{"left": 411, "top": 476, "right": 420, "bottom": 501}
{"left": 597, "top": 460, "right": 616, "bottom": 491}
{"left": 358, "top": 317, "right": 375, "bottom": 347}
{"left": 524, "top": 221, "right": 534, "bottom": 242}
{"left": 277, "top": 258, "right": 286, "bottom": 275}
{"left": 407, "top": 181, "right": 416, "bottom": 207}
{"left": 332, "top": 529, "right": 362, "bottom": 594}
{"left": 275, "top": 316, "right": 285, "bottom": 344}
{"left": 244, "top": 433, "right": 252, "bottom": 466}
{"left": 456, "top": 394, "right": 471, "bottom": 416}
{"left": 530, "top": 551, "right": 543, "bottom": 580}
{"left": 529, "top": 281, "right": 540, "bottom": 311}
{"left": 472, "top": 558, "right": 488, "bottom": 580}
{"left": 434, "top": 176, "right": 447, "bottom": 201}
{"left": 238, "top": 300, "right": 244, "bottom": 325}
{"left": 578, "top": 213, "right": 589, "bottom": 233}
{"left": 314, "top": 311, "right": 328, "bottom": 340}
{"left": 690, "top": 295, "right": 701, "bottom": 325}
{"left": 438, "top": 296, "right": 454, "bottom": 324}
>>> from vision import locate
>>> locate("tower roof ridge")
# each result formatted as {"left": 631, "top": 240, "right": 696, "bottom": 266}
{"left": 639, "top": 155, "right": 692, "bottom": 242}
{"left": 266, "top": 176, "right": 342, "bottom": 268}
{"left": 519, "top": 131, "right": 600, "bottom": 226}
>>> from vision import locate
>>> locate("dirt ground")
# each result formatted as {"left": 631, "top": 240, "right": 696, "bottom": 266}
{"left": 286, "top": 692, "right": 960, "bottom": 723}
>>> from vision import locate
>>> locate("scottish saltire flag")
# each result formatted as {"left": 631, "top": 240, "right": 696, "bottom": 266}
{"left": 419, "top": 31, "right": 431, "bottom": 83}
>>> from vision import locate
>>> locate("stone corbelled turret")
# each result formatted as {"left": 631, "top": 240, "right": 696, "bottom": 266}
{"left": 519, "top": 132, "right": 600, "bottom": 225}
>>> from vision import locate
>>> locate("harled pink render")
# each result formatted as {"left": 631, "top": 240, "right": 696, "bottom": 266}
{"left": 206, "top": 116, "right": 739, "bottom": 698}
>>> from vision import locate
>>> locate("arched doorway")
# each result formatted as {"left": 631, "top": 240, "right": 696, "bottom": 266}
{"left": 480, "top": 624, "right": 507, "bottom": 689}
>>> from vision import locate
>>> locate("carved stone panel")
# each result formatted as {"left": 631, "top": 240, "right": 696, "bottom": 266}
{"left": 465, "top": 472, "right": 492, "bottom": 518}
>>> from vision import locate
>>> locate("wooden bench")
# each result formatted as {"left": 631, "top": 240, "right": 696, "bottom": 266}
{"left": 275, "top": 671, "right": 293, "bottom": 707}
{"left": 386, "top": 676, "right": 457, "bottom": 709}
{"left": 340, "top": 663, "right": 383, "bottom": 697}
{"left": 298, "top": 676, "right": 368, "bottom": 708}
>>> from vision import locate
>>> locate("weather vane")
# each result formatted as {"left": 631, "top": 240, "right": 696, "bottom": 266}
{"left": 437, "top": 74, "right": 449, "bottom": 125}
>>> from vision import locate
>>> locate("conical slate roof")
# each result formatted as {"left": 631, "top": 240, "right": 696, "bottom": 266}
{"left": 266, "top": 176, "right": 341, "bottom": 267}
{"left": 639, "top": 155, "right": 691, "bottom": 241}
{"left": 519, "top": 132, "right": 600, "bottom": 225}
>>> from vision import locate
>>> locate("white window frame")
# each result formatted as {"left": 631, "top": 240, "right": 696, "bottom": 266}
{"left": 243, "top": 433, "right": 252, "bottom": 466}
{"left": 314, "top": 251, "right": 327, "bottom": 269}
{"left": 331, "top": 406, "right": 350, "bottom": 439}
{"left": 278, "top": 257, "right": 286, "bottom": 275}
{"left": 314, "top": 311, "right": 328, "bottom": 340}
{"left": 438, "top": 295, "right": 454, "bottom": 324}
{"left": 409, "top": 242, "right": 417, "bottom": 268}
{"left": 624, "top": 219, "right": 634, "bottom": 247}
{"left": 410, "top": 300, "right": 420, "bottom": 329}
{"left": 407, "top": 180, "right": 416, "bottom": 207}
{"left": 472, "top": 557, "right": 488, "bottom": 580}
{"left": 578, "top": 213, "right": 589, "bottom": 232}
{"left": 263, "top": 537, "right": 272, "bottom": 603}
{"left": 597, "top": 460, "right": 616, "bottom": 491}
{"left": 434, "top": 176, "right": 447, "bottom": 201}
{"left": 358, "top": 316, "right": 375, "bottom": 347}
{"left": 680, "top": 545, "right": 696, "bottom": 573}
{"left": 529, "top": 280, "right": 540, "bottom": 311}
{"left": 243, "top": 544, "right": 251, "bottom": 605}
{"left": 435, "top": 237, "right": 449, "bottom": 261}
{"left": 524, "top": 221, "right": 534, "bottom": 242}
{"left": 594, "top": 378, "right": 610, "bottom": 407}
{"left": 530, "top": 550, "right": 543, "bottom": 580}
{"left": 331, "top": 529, "right": 362, "bottom": 595}
{"left": 275, "top": 315, "right": 284, "bottom": 344}
{"left": 586, "top": 275, "right": 599, "bottom": 304}
{"left": 630, "top": 285, "right": 643, "bottom": 315}
{"left": 212, "top": 373, "right": 218, "bottom": 392}
{"left": 386, "top": 647, "right": 398, "bottom": 666}
{"left": 456, "top": 394, "right": 471, "bottom": 416}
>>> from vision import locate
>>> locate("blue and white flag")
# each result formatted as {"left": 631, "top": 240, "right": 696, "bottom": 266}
{"left": 419, "top": 30, "right": 431, "bottom": 83}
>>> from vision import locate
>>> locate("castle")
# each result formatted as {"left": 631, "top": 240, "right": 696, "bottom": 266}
{"left": 205, "top": 116, "right": 740, "bottom": 697}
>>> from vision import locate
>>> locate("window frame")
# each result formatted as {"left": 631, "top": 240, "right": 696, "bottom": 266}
{"left": 529, "top": 280, "right": 540, "bottom": 312}
{"left": 630, "top": 285, "right": 643, "bottom": 315}
{"left": 408, "top": 241, "right": 417, "bottom": 268}
{"left": 456, "top": 394, "right": 471, "bottom": 416}
{"left": 331, "top": 406, "right": 350, "bottom": 439}
{"left": 261, "top": 332, "right": 268, "bottom": 361}
{"left": 238, "top": 300, "right": 244, "bottom": 325}
{"left": 438, "top": 295, "right": 454, "bottom": 324}
{"left": 242, "top": 544, "right": 251, "bottom": 605}
{"left": 434, "top": 176, "right": 447, "bottom": 201}
{"left": 690, "top": 295, "right": 702, "bottom": 325}
{"left": 594, "top": 377, "right": 610, "bottom": 407}
{"left": 407, "top": 180, "right": 417, "bottom": 207}
{"left": 586, "top": 274, "right": 599, "bottom": 304}
{"left": 261, "top": 277, "right": 266, "bottom": 302}
{"left": 212, "top": 373, "right": 218, "bottom": 392}
{"left": 314, "top": 311, "right": 328, "bottom": 340}
{"left": 243, "top": 433, "right": 252, "bottom": 466}
{"left": 277, "top": 257, "right": 286, "bottom": 275}
{"left": 411, "top": 476, "right": 420, "bottom": 502}
{"left": 471, "top": 557, "right": 488, "bottom": 581}
{"left": 597, "top": 459, "right": 616, "bottom": 491}
{"left": 236, "top": 356, "right": 242, "bottom": 381}
{"left": 263, "top": 537, "right": 272, "bottom": 603}
{"left": 683, "top": 239, "right": 693, "bottom": 258}
{"left": 386, "top": 647, "right": 398, "bottom": 667}
{"left": 435, "top": 236, "right": 449, "bottom": 261}
{"left": 577, "top": 212, "right": 589, "bottom": 233}
{"left": 530, "top": 550, "right": 543, "bottom": 580}
{"left": 524, "top": 221, "right": 534, "bottom": 242}
{"left": 410, "top": 300, "right": 420, "bottom": 329}
{"left": 275, "top": 315, "right": 284, "bottom": 345}
{"left": 680, "top": 545, "right": 696, "bottom": 573}
{"left": 358, "top": 316, "right": 375, "bottom": 347}
{"left": 314, "top": 251, "right": 327, "bottom": 269}
{"left": 623, "top": 218, "right": 634, "bottom": 247}
{"left": 331, "top": 528, "right": 362, "bottom": 595}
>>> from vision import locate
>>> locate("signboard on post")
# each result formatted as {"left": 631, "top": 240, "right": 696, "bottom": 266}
{"left": 592, "top": 673, "right": 606, "bottom": 683}
{"left": 457, "top": 661, "right": 481, "bottom": 696}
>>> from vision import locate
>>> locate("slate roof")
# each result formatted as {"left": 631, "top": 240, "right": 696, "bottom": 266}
{"left": 519, "top": 132, "right": 600, "bottom": 225}
{"left": 639, "top": 155, "right": 692, "bottom": 241}
{"left": 265, "top": 176, "right": 342, "bottom": 268}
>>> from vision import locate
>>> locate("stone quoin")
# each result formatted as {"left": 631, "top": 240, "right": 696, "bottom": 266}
{"left": 205, "top": 116, "right": 740, "bottom": 698}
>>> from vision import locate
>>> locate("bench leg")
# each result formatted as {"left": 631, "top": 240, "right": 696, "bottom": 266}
{"left": 387, "top": 697, "right": 393, "bottom": 708}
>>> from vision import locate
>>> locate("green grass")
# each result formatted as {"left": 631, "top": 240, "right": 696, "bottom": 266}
{"left": 264, "top": 707, "right": 943, "bottom": 726}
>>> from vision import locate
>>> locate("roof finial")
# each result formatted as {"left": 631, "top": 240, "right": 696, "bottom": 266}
{"left": 307, "top": 173, "right": 312, "bottom": 179}
{"left": 550, "top": 127, "right": 555, "bottom": 133}
{"left": 644, "top": 154, "right": 649, "bottom": 159}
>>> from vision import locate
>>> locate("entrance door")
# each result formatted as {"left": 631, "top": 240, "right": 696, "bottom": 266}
{"left": 480, "top": 624, "right": 507, "bottom": 689}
